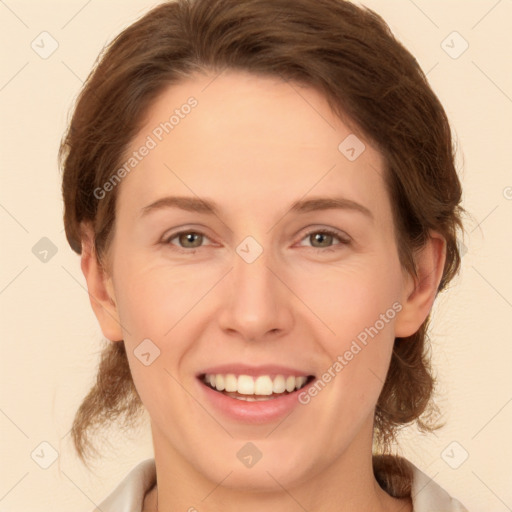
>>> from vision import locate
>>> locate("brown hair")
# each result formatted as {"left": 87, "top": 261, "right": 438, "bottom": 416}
{"left": 60, "top": 0, "right": 465, "bottom": 496}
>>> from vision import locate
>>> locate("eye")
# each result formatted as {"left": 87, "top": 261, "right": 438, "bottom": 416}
{"left": 163, "top": 230, "right": 212, "bottom": 252}
{"left": 298, "top": 228, "right": 351, "bottom": 252}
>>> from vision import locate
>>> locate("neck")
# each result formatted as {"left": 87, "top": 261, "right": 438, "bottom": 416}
{"left": 144, "top": 420, "right": 412, "bottom": 512}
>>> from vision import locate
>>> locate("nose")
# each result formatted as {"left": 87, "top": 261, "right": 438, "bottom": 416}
{"left": 217, "top": 242, "right": 294, "bottom": 342}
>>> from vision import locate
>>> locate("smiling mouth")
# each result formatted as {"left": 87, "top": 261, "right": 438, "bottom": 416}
{"left": 199, "top": 373, "right": 315, "bottom": 401}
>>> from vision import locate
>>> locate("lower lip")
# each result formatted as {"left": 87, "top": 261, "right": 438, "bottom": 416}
{"left": 196, "top": 377, "right": 315, "bottom": 424}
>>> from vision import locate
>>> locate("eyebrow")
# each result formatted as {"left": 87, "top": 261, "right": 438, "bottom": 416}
{"left": 140, "top": 195, "right": 373, "bottom": 221}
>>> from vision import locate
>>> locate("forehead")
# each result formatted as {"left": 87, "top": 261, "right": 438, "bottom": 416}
{"left": 117, "top": 70, "right": 389, "bottom": 222}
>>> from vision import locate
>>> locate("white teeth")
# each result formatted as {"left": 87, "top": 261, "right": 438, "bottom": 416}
{"left": 224, "top": 373, "right": 238, "bottom": 392}
{"left": 215, "top": 374, "right": 225, "bottom": 391}
{"left": 203, "top": 373, "right": 310, "bottom": 395}
{"left": 272, "top": 375, "right": 286, "bottom": 393}
{"left": 254, "top": 375, "right": 273, "bottom": 395}
{"left": 285, "top": 376, "right": 296, "bottom": 392}
{"left": 237, "top": 375, "right": 255, "bottom": 395}
{"left": 295, "top": 376, "right": 307, "bottom": 389}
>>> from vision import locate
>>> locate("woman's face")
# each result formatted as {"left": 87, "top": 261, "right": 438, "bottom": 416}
{"left": 100, "top": 70, "right": 420, "bottom": 490}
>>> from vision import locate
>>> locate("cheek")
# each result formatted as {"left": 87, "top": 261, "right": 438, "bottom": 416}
{"left": 111, "top": 259, "right": 223, "bottom": 402}
{"left": 111, "top": 265, "right": 195, "bottom": 422}
{"left": 113, "top": 256, "right": 213, "bottom": 341}
{"left": 295, "top": 254, "right": 402, "bottom": 406}
{"left": 291, "top": 256, "right": 403, "bottom": 347}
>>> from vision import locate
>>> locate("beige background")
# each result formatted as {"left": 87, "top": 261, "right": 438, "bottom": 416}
{"left": 1, "top": 0, "right": 511, "bottom": 510}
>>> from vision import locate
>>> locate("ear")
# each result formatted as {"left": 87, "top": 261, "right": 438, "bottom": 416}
{"left": 394, "top": 230, "right": 447, "bottom": 338}
{"left": 80, "top": 223, "right": 124, "bottom": 342}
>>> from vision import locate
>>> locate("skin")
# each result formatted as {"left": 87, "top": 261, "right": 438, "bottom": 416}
{"left": 81, "top": 70, "right": 446, "bottom": 512}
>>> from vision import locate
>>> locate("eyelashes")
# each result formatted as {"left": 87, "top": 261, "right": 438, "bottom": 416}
{"left": 296, "top": 228, "right": 351, "bottom": 252}
{"left": 162, "top": 228, "right": 351, "bottom": 254}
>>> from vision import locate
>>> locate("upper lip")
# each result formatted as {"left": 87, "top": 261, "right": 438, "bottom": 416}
{"left": 197, "top": 364, "right": 315, "bottom": 378}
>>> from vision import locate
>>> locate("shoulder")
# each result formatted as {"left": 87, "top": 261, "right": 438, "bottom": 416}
{"left": 408, "top": 459, "right": 470, "bottom": 511}
{"left": 94, "top": 458, "right": 156, "bottom": 512}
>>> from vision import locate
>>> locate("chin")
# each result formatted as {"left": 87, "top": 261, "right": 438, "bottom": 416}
{"left": 211, "top": 463, "right": 305, "bottom": 493}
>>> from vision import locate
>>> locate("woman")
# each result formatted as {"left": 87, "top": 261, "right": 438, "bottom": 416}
{"left": 59, "top": 0, "right": 469, "bottom": 510}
